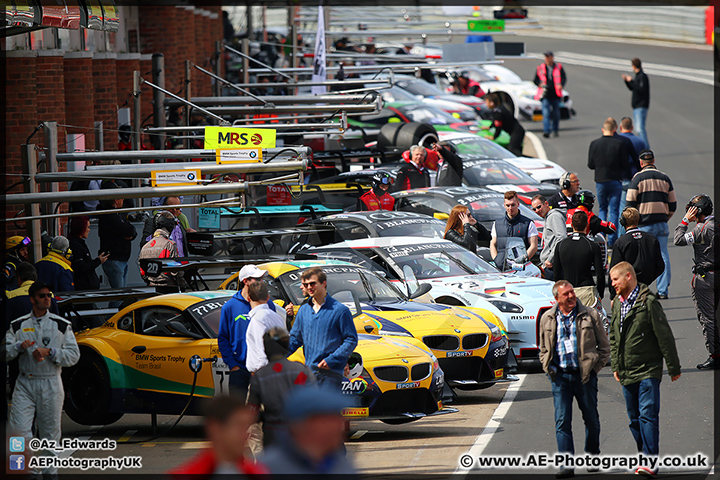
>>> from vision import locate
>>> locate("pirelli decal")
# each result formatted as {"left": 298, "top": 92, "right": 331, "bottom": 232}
{"left": 342, "top": 407, "right": 370, "bottom": 417}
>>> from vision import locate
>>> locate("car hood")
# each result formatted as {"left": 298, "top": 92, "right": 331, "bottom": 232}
{"left": 356, "top": 302, "right": 494, "bottom": 337}
{"left": 422, "top": 274, "right": 555, "bottom": 301}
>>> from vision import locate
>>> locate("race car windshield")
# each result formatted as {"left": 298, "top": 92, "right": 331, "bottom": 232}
{"left": 461, "top": 196, "right": 541, "bottom": 223}
{"left": 189, "top": 298, "right": 231, "bottom": 337}
{"left": 449, "top": 136, "right": 517, "bottom": 158}
{"left": 399, "top": 105, "right": 459, "bottom": 125}
{"left": 396, "top": 79, "right": 445, "bottom": 97}
{"left": 463, "top": 160, "right": 538, "bottom": 186}
{"left": 383, "top": 245, "right": 496, "bottom": 279}
{"left": 375, "top": 219, "right": 445, "bottom": 238}
{"left": 279, "top": 268, "right": 405, "bottom": 306}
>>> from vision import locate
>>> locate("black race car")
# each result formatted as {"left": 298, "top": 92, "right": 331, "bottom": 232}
{"left": 392, "top": 186, "right": 545, "bottom": 247}
{"left": 455, "top": 156, "right": 561, "bottom": 204}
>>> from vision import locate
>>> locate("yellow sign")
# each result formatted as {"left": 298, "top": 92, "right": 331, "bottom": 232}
{"left": 151, "top": 170, "right": 201, "bottom": 187}
{"left": 216, "top": 149, "right": 263, "bottom": 164}
{"left": 342, "top": 407, "right": 370, "bottom": 417}
{"left": 494, "top": 368, "right": 504, "bottom": 379}
{"left": 204, "top": 127, "right": 276, "bottom": 150}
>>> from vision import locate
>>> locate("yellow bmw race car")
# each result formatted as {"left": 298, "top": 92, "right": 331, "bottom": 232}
{"left": 62, "top": 290, "right": 453, "bottom": 425}
{"left": 219, "top": 260, "right": 512, "bottom": 392}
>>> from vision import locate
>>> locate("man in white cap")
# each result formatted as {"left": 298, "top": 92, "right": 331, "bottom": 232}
{"left": 218, "top": 265, "right": 277, "bottom": 400}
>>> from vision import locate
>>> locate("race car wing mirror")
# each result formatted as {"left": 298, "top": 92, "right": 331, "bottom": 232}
{"left": 168, "top": 320, "right": 204, "bottom": 340}
{"left": 403, "top": 265, "right": 420, "bottom": 297}
{"left": 409, "top": 283, "right": 432, "bottom": 300}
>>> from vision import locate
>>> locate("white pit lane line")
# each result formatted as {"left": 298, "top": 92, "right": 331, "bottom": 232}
{"left": 453, "top": 373, "right": 527, "bottom": 474}
{"left": 528, "top": 52, "right": 714, "bottom": 86}
{"left": 524, "top": 131, "right": 547, "bottom": 160}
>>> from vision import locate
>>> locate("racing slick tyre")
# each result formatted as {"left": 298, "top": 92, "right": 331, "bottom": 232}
{"left": 380, "top": 417, "right": 423, "bottom": 425}
{"left": 377, "top": 122, "right": 438, "bottom": 150}
{"left": 63, "top": 349, "right": 123, "bottom": 425}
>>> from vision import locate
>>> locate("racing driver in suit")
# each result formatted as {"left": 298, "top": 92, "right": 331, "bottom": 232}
{"left": 6, "top": 280, "right": 80, "bottom": 474}
{"left": 357, "top": 172, "right": 395, "bottom": 211}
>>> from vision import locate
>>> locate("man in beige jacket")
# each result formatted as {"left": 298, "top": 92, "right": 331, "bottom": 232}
{"left": 539, "top": 280, "right": 611, "bottom": 478}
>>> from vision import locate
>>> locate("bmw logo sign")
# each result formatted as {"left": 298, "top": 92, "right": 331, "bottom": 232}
{"left": 457, "top": 314, "right": 470, "bottom": 320}
{"left": 401, "top": 359, "right": 409, "bottom": 364}
{"left": 454, "top": 329, "right": 461, "bottom": 333}
{"left": 187, "top": 173, "right": 196, "bottom": 181}
{"left": 249, "top": 151, "right": 257, "bottom": 158}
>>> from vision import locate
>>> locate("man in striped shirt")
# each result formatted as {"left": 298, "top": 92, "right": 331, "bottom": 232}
{"left": 625, "top": 150, "right": 676, "bottom": 299}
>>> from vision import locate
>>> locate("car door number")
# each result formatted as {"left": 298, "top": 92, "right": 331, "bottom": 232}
{"left": 212, "top": 357, "right": 231, "bottom": 396}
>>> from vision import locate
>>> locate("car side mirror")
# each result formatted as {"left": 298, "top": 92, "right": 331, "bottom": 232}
{"left": 168, "top": 321, "right": 204, "bottom": 340}
{"left": 409, "top": 282, "right": 432, "bottom": 299}
{"left": 403, "top": 265, "right": 420, "bottom": 297}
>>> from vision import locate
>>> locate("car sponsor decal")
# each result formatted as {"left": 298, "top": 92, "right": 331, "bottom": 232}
{"left": 446, "top": 351, "right": 472, "bottom": 358}
{"left": 494, "top": 368, "right": 504, "bottom": 379}
{"left": 485, "top": 287, "right": 506, "bottom": 295}
{"left": 342, "top": 378, "right": 369, "bottom": 395}
{"left": 375, "top": 218, "right": 444, "bottom": 231}
{"left": 22, "top": 328, "right": 35, "bottom": 332}
{"left": 212, "top": 356, "right": 232, "bottom": 396}
{"left": 342, "top": 407, "right": 370, "bottom": 417}
{"left": 191, "top": 300, "right": 228, "bottom": 317}
{"left": 383, "top": 242, "right": 462, "bottom": 258}
{"left": 493, "top": 345, "right": 507, "bottom": 358}
{"left": 396, "top": 381, "right": 421, "bottom": 389}
{"left": 368, "top": 211, "right": 424, "bottom": 221}
{"left": 285, "top": 265, "right": 367, "bottom": 281}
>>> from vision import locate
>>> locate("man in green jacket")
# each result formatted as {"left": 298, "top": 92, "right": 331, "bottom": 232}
{"left": 609, "top": 261, "right": 681, "bottom": 478}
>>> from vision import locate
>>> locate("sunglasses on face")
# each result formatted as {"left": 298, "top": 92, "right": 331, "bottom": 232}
{"left": 532, "top": 205, "right": 544, "bottom": 211}
{"left": 301, "top": 281, "right": 318, "bottom": 287}
{"left": 36, "top": 293, "right": 53, "bottom": 299}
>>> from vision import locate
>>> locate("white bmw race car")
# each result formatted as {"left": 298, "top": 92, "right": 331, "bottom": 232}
{"left": 308, "top": 236, "right": 558, "bottom": 363}
{"left": 438, "top": 131, "right": 567, "bottom": 184}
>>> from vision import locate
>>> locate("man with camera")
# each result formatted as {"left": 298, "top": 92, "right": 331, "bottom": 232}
{"left": 674, "top": 194, "right": 717, "bottom": 370}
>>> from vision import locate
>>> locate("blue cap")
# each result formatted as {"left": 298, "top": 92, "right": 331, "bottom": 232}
{"left": 283, "top": 385, "right": 348, "bottom": 422}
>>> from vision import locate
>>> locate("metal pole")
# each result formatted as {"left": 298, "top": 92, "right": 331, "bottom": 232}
{"left": 192, "top": 63, "right": 268, "bottom": 104}
{"left": 184, "top": 60, "right": 192, "bottom": 149}
{"left": 226, "top": 78, "right": 390, "bottom": 89}
{"left": 6, "top": 181, "right": 252, "bottom": 205}
{"left": 225, "top": 44, "right": 292, "bottom": 81}
{"left": 213, "top": 41, "right": 223, "bottom": 97}
{"left": 21, "top": 144, "right": 42, "bottom": 261}
{"left": 43, "top": 122, "right": 60, "bottom": 236}
{"left": 246, "top": 1, "right": 252, "bottom": 42}
{"left": 94, "top": 121, "right": 104, "bottom": 152}
{"left": 133, "top": 70, "right": 142, "bottom": 151}
{"left": 44, "top": 146, "right": 311, "bottom": 163}
{"left": 291, "top": 11, "right": 298, "bottom": 96}
{"left": 142, "top": 78, "right": 228, "bottom": 124}
{"left": 241, "top": 38, "right": 249, "bottom": 86}
{"left": 151, "top": 53, "right": 166, "bottom": 151}
{"left": 34, "top": 159, "right": 309, "bottom": 183}
{"left": 166, "top": 92, "right": 377, "bottom": 106}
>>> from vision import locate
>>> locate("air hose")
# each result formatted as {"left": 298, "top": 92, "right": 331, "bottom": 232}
{"left": 118, "top": 355, "right": 216, "bottom": 444}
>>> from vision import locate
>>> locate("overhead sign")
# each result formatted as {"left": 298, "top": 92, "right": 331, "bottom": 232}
{"left": 204, "top": 127, "right": 276, "bottom": 150}
{"left": 467, "top": 19, "right": 505, "bottom": 32}
{"left": 216, "top": 149, "right": 263, "bottom": 164}
{"left": 151, "top": 169, "right": 201, "bottom": 187}
{"left": 198, "top": 208, "right": 221, "bottom": 230}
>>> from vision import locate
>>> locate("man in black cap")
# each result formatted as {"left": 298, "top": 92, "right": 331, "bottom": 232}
{"left": 534, "top": 51, "right": 567, "bottom": 138}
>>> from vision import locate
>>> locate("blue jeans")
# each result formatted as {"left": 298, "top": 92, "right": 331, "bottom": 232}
{"left": 633, "top": 107, "right": 649, "bottom": 148}
{"left": 229, "top": 366, "right": 251, "bottom": 401}
{"left": 102, "top": 260, "right": 128, "bottom": 307}
{"left": 595, "top": 180, "right": 622, "bottom": 245}
{"left": 622, "top": 377, "right": 660, "bottom": 456}
{"left": 618, "top": 180, "right": 632, "bottom": 236}
{"left": 314, "top": 368, "right": 344, "bottom": 389}
{"left": 541, "top": 97, "right": 561, "bottom": 134}
{"left": 550, "top": 370, "right": 601, "bottom": 455}
{"left": 639, "top": 222, "right": 670, "bottom": 295}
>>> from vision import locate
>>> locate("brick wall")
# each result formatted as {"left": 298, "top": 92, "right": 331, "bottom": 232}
{"left": 139, "top": 6, "right": 180, "bottom": 94}
{"left": 4, "top": 53, "right": 37, "bottom": 236}
{"left": 92, "top": 54, "right": 119, "bottom": 150}
{"left": 64, "top": 54, "right": 95, "bottom": 152}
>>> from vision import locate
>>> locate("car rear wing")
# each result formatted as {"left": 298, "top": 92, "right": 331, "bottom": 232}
{"left": 311, "top": 147, "right": 405, "bottom": 171}
{"left": 186, "top": 224, "right": 336, "bottom": 256}
{"left": 54, "top": 287, "right": 160, "bottom": 332}
{"left": 138, "top": 253, "right": 318, "bottom": 291}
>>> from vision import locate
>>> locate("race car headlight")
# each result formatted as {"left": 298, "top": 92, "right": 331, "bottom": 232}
{"left": 489, "top": 324, "right": 503, "bottom": 343}
{"left": 378, "top": 330, "right": 412, "bottom": 337}
{"left": 487, "top": 299, "right": 524, "bottom": 313}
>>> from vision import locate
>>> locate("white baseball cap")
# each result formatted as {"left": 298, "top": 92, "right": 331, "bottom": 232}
{"left": 237, "top": 264, "right": 267, "bottom": 283}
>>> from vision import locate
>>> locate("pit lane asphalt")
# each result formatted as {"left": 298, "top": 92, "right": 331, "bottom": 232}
{"left": 58, "top": 35, "right": 714, "bottom": 476}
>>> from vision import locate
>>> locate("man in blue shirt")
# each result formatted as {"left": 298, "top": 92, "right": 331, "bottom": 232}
{"left": 218, "top": 264, "right": 276, "bottom": 400}
{"left": 288, "top": 267, "right": 358, "bottom": 388}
